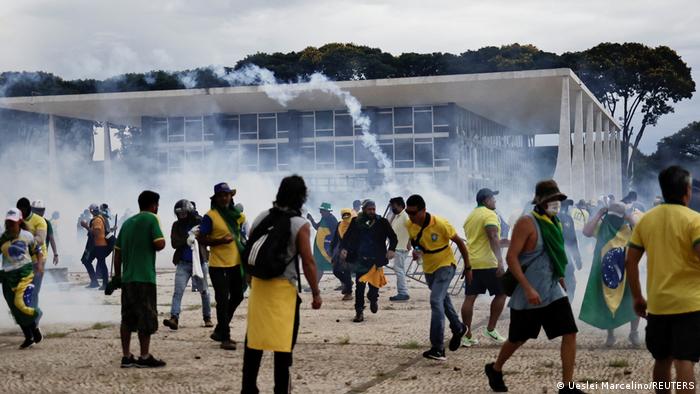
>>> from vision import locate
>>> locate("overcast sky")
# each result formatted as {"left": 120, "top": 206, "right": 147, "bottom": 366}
{"left": 1, "top": 0, "right": 697, "bottom": 154}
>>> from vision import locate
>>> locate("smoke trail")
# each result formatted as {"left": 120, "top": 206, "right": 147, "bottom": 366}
{"left": 182, "top": 65, "right": 395, "bottom": 182}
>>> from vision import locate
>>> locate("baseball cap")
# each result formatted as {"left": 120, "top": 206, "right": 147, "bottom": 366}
{"left": 476, "top": 188, "right": 499, "bottom": 205}
{"left": 31, "top": 200, "right": 45, "bottom": 209}
{"left": 5, "top": 208, "right": 22, "bottom": 222}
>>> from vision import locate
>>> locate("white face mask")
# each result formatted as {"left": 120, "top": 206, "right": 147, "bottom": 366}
{"left": 545, "top": 201, "right": 561, "bottom": 216}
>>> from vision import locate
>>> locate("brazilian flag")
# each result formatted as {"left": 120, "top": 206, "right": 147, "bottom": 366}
{"left": 579, "top": 213, "right": 637, "bottom": 329}
{"left": 313, "top": 216, "right": 337, "bottom": 272}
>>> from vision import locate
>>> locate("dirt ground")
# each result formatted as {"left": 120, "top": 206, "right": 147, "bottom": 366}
{"left": 0, "top": 270, "right": 664, "bottom": 393}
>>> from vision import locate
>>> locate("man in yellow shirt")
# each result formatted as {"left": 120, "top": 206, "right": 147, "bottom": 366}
{"left": 198, "top": 182, "right": 246, "bottom": 351}
{"left": 406, "top": 194, "right": 471, "bottom": 361}
{"left": 461, "top": 188, "right": 507, "bottom": 347}
{"left": 626, "top": 166, "right": 700, "bottom": 390}
{"left": 16, "top": 198, "right": 47, "bottom": 313}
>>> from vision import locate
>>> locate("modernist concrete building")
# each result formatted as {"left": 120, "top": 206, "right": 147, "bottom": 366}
{"left": 0, "top": 68, "right": 622, "bottom": 201}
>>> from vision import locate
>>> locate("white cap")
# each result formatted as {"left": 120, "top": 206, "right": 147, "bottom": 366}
{"left": 5, "top": 208, "right": 23, "bottom": 222}
{"left": 31, "top": 200, "right": 45, "bottom": 209}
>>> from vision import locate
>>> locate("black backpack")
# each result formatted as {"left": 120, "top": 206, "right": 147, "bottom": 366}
{"left": 242, "top": 208, "right": 300, "bottom": 286}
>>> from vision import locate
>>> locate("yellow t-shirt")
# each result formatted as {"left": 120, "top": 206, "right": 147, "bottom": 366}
{"left": 463, "top": 206, "right": 500, "bottom": 270}
{"left": 628, "top": 204, "right": 700, "bottom": 315}
{"left": 205, "top": 209, "right": 246, "bottom": 268}
{"left": 406, "top": 214, "right": 457, "bottom": 274}
{"left": 25, "top": 213, "right": 48, "bottom": 256}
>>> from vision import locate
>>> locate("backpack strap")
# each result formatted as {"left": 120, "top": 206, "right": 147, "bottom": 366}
{"left": 410, "top": 213, "right": 449, "bottom": 254}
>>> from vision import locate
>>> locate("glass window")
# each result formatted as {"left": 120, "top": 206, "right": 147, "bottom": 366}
{"left": 395, "top": 160, "right": 414, "bottom": 169}
{"left": 434, "top": 137, "right": 451, "bottom": 160}
{"left": 169, "top": 149, "right": 185, "bottom": 170}
{"left": 153, "top": 120, "right": 168, "bottom": 143}
{"left": 222, "top": 116, "right": 239, "bottom": 141}
{"left": 157, "top": 151, "right": 168, "bottom": 173}
{"left": 240, "top": 144, "right": 258, "bottom": 166}
{"left": 355, "top": 141, "right": 369, "bottom": 162}
{"left": 335, "top": 114, "right": 353, "bottom": 136}
{"left": 378, "top": 142, "right": 393, "bottom": 164}
{"left": 301, "top": 115, "right": 314, "bottom": 138}
{"left": 395, "top": 139, "right": 414, "bottom": 161}
{"left": 415, "top": 143, "right": 433, "bottom": 168}
{"left": 335, "top": 145, "right": 354, "bottom": 169}
{"left": 433, "top": 105, "right": 450, "bottom": 126}
{"left": 394, "top": 107, "right": 413, "bottom": 127}
{"left": 259, "top": 148, "right": 277, "bottom": 171}
{"left": 240, "top": 114, "right": 258, "bottom": 134}
{"left": 414, "top": 111, "right": 432, "bottom": 133}
{"left": 185, "top": 117, "right": 203, "bottom": 142}
{"left": 315, "top": 111, "right": 333, "bottom": 130}
{"left": 278, "top": 143, "right": 290, "bottom": 165}
{"left": 203, "top": 116, "right": 217, "bottom": 141}
{"left": 168, "top": 117, "right": 184, "bottom": 143}
{"left": 377, "top": 112, "right": 392, "bottom": 135}
{"left": 259, "top": 117, "right": 276, "bottom": 140}
{"left": 316, "top": 142, "right": 334, "bottom": 164}
{"left": 301, "top": 146, "right": 315, "bottom": 170}
{"left": 277, "top": 112, "right": 290, "bottom": 131}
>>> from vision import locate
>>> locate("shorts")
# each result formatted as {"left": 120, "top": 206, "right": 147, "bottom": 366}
{"left": 646, "top": 311, "right": 700, "bottom": 362}
{"left": 121, "top": 282, "right": 158, "bottom": 335}
{"left": 508, "top": 297, "right": 578, "bottom": 343}
{"left": 465, "top": 268, "right": 504, "bottom": 296}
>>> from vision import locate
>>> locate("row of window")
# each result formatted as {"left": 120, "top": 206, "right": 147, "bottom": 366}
{"left": 157, "top": 137, "right": 451, "bottom": 173}
{"left": 146, "top": 105, "right": 456, "bottom": 144}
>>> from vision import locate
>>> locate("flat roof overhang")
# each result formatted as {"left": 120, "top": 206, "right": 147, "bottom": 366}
{"left": 0, "top": 68, "right": 620, "bottom": 134}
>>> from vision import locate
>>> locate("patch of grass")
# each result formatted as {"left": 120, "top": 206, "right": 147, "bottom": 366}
{"left": 338, "top": 335, "right": 350, "bottom": 345}
{"left": 397, "top": 340, "right": 421, "bottom": 350}
{"left": 45, "top": 332, "right": 70, "bottom": 339}
{"left": 608, "top": 359, "right": 630, "bottom": 368}
{"left": 91, "top": 322, "right": 112, "bottom": 330}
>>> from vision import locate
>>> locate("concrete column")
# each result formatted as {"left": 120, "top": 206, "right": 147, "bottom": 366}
{"left": 602, "top": 119, "right": 611, "bottom": 195}
{"left": 614, "top": 130, "right": 623, "bottom": 198}
{"left": 571, "top": 90, "right": 585, "bottom": 200}
{"left": 552, "top": 77, "right": 572, "bottom": 194}
{"left": 594, "top": 112, "right": 603, "bottom": 200}
{"left": 584, "top": 103, "right": 596, "bottom": 202}
{"left": 48, "top": 114, "right": 57, "bottom": 203}
{"left": 103, "top": 121, "right": 112, "bottom": 199}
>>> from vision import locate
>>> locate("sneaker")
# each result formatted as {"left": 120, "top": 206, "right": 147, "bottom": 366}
{"left": 422, "top": 348, "right": 447, "bottom": 361}
{"left": 220, "top": 339, "right": 237, "bottom": 350}
{"left": 342, "top": 293, "right": 353, "bottom": 301}
{"left": 449, "top": 325, "right": 468, "bottom": 351}
{"left": 19, "top": 338, "right": 34, "bottom": 349}
{"left": 334, "top": 285, "right": 343, "bottom": 291}
{"left": 120, "top": 354, "right": 137, "bottom": 368}
{"left": 203, "top": 319, "right": 214, "bottom": 328}
{"left": 389, "top": 294, "right": 410, "bottom": 302}
{"left": 163, "top": 316, "right": 179, "bottom": 330}
{"left": 136, "top": 355, "right": 166, "bottom": 368}
{"left": 85, "top": 282, "right": 99, "bottom": 289}
{"left": 628, "top": 331, "right": 641, "bottom": 347}
{"left": 483, "top": 327, "right": 506, "bottom": 343}
{"left": 485, "top": 362, "right": 508, "bottom": 392}
{"left": 605, "top": 331, "right": 616, "bottom": 348}
{"left": 370, "top": 300, "right": 378, "bottom": 314}
{"left": 32, "top": 327, "right": 42, "bottom": 344}
{"left": 352, "top": 312, "right": 364, "bottom": 323}
{"left": 461, "top": 335, "right": 480, "bottom": 348}
{"left": 559, "top": 386, "right": 586, "bottom": 394}
{"left": 210, "top": 331, "right": 223, "bottom": 342}
{"left": 98, "top": 283, "right": 107, "bottom": 291}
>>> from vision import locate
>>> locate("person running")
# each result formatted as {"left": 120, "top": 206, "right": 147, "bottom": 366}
{"left": 330, "top": 208, "right": 354, "bottom": 301}
{"left": 0, "top": 208, "right": 44, "bottom": 349}
{"left": 461, "top": 188, "right": 507, "bottom": 347}
{"left": 198, "top": 182, "right": 246, "bottom": 351}
{"left": 88, "top": 203, "right": 113, "bottom": 290}
{"left": 241, "top": 175, "right": 323, "bottom": 394}
{"left": 163, "top": 199, "right": 213, "bottom": 330}
{"left": 112, "top": 190, "right": 166, "bottom": 368}
{"left": 405, "top": 194, "right": 470, "bottom": 361}
{"left": 16, "top": 198, "right": 47, "bottom": 311}
{"left": 626, "top": 166, "right": 700, "bottom": 393}
{"left": 558, "top": 200, "right": 583, "bottom": 302}
{"left": 580, "top": 201, "right": 640, "bottom": 347}
{"left": 31, "top": 201, "right": 59, "bottom": 267}
{"left": 340, "top": 199, "right": 397, "bottom": 323}
{"left": 307, "top": 202, "right": 338, "bottom": 284}
{"left": 388, "top": 197, "right": 412, "bottom": 302}
{"left": 485, "top": 180, "right": 582, "bottom": 394}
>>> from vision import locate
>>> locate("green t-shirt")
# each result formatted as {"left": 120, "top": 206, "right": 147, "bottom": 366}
{"left": 115, "top": 212, "right": 164, "bottom": 284}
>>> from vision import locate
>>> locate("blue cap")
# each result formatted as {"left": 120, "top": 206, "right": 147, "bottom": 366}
{"left": 212, "top": 182, "right": 236, "bottom": 197}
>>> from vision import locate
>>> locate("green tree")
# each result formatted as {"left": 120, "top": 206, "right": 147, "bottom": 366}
{"left": 565, "top": 43, "right": 695, "bottom": 189}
